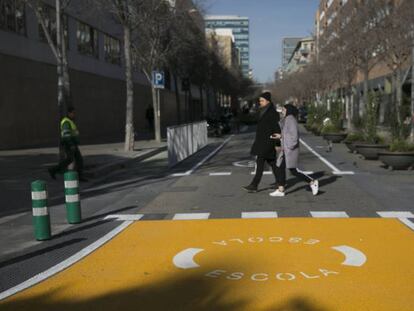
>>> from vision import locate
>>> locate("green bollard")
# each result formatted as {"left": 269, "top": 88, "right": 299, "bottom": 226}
{"left": 64, "top": 171, "right": 82, "bottom": 224}
{"left": 31, "top": 180, "right": 51, "bottom": 240}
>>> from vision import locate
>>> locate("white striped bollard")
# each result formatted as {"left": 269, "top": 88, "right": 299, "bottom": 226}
{"left": 31, "top": 180, "right": 51, "bottom": 240}
{"left": 64, "top": 171, "right": 82, "bottom": 224}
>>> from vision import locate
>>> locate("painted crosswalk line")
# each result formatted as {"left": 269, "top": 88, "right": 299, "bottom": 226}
{"left": 172, "top": 213, "right": 210, "bottom": 220}
{"left": 310, "top": 212, "right": 349, "bottom": 218}
{"left": 241, "top": 212, "right": 278, "bottom": 219}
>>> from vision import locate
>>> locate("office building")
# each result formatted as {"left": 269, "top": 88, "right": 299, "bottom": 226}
{"left": 205, "top": 15, "right": 250, "bottom": 77}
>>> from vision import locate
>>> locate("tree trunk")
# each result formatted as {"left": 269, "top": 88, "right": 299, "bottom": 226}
{"left": 55, "top": 0, "right": 65, "bottom": 120}
{"left": 411, "top": 47, "right": 414, "bottom": 143}
{"left": 362, "top": 65, "right": 369, "bottom": 120}
{"left": 152, "top": 86, "right": 162, "bottom": 142}
{"left": 123, "top": 25, "right": 135, "bottom": 152}
{"left": 199, "top": 85, "right": 204, "bottom": 119}
{"left": 61, "top": 25, "right": 71, "bottom": 109}
{"left": 189, "top": 85, "right": 193, "bottom": 122}
{"left": 346, "top": 89, "right": 354, "bottom": 132}
{"left": 173, "top": 74, "right": 181, "bottom": 125}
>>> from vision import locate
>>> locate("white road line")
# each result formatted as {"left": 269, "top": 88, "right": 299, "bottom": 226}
{"left": 0, "top": 220, "right": 133, "bottom": 301}
{"left": 377, "top": 212, "right": 414, "bottom": 232}
{"left": 242, "top": 212, "right": 278, "bottom": 219}
{"left": 311, "top": 211, "right": 349, "bottom": 218}
{"left": 333, "top": 171, "right": 355, "bottom": 175}
{"left": 171, "top": 172, "right": 190, "bottom": 177}
{"left": 300, "top": 138, "right": 355, "bottom": 175}
{"left": 209, "top": 172, "right": 232, "bottom": 176}
{"left": 104, "top": 214, "right": 144, "bottom": 221}
{"left": 399, "top": 218, "right": 414, "bottom": 232}
{"left": 0, "top": 212, "right": 29, "bottom": 225}
{"left": 173, "top": 213, "right": 210, "bottom": 220}
{"left": 171, "top": 136, "right": 233, "bottom": 177}
{"left": 250, "top": 171, "right": 273, "bottom": 175}
{"left": 297, "top": 169, "right": 314, "bottom": 175}
{"left": 377, "top": 211, "right": 414, "bottom": 218}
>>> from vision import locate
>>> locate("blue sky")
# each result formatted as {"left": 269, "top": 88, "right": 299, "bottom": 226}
{"left": 204, "top": 0, "right": 319, "bottom": 83}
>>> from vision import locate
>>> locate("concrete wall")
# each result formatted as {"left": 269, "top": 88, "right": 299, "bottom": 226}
{"left": 0, "top": 53, "right": 196, "bottom": 150}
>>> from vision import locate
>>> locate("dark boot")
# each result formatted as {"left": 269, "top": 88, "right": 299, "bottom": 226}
{"left": 242, "top": 184, "right": 258, "bottom": 193}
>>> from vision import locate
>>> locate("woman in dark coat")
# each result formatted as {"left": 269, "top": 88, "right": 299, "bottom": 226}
{"left": 243, "top": 92, "right": 281, "bottom": 193}
{"left": 269, "top": 104, "right": 319, "bottom": 197}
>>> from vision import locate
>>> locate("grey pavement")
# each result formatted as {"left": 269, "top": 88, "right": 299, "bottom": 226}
{"left": 0, "top": 126, "right": 413, "bottom": 294}
{"left": 0, "top": 137, "right": 167, "bottom": 217}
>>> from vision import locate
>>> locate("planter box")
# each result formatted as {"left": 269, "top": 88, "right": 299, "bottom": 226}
{"left": 345, "top": 141, "right": 364, "bottom": 153}
{"left": 378, "top": 152, "right": 414, "bottom": 170}
{"left": 354, "top": 144, "right": 389, "bottom": 160}
{"left": 323, "top": 133, "right": 347, "bottom": 143}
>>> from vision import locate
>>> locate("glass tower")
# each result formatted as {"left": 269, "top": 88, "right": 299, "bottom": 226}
{"left": 205, "top": 15, "right": 250, "bottom": 77}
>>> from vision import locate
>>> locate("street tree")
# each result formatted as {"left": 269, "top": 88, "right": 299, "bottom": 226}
{"left": 377, "top": 0, "right": 414, "bottom": 139}
{"left": 24, "top": 0, "right": 71, "bottom": 120}
{"left": 129, "top": 0, "right": 176, "bottom": 142}
{"left": 341, "top": 0, "right": 384, "bottom": 118}
{"left": 85, "top": 0, "right": 145, "bottom": 151}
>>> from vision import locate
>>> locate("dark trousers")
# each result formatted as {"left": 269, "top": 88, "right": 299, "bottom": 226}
{"left": 275, "top": 156, "right": 313, "bottom": 187}
{"left": 251, "top": 156, "right": 278, "bottom": 186}
{"left": 51, "top": 144, "right": 83, "bottom": 176}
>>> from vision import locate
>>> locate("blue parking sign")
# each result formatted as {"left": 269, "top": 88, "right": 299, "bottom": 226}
{"left": 152, "top": 71, "right": 165, "bottom": 89}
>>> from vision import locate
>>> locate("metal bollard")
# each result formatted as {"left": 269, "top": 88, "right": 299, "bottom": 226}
{"left": 64, "top": 171, "right": 82, "bottom": 224}
{"left": 31, "top": 180, "right": 51, "bottom": 240}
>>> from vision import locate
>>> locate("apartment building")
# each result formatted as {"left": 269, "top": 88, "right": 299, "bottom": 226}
{"left": 285, "top": 37, "right": 315, "bottom": 74}
{"left": 315, "top": 0, "right": 412, "bottom": 123}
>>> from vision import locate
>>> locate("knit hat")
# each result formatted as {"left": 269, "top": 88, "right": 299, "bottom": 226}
{"left": 259, "top": 92, "right": 272, "bottom": 102}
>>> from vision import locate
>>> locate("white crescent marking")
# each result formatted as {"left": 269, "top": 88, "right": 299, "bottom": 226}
{"left": 173, "top": 248, "right": 204, "bottom": 269}
{"left": 332, "top": 245, "right": 367, "bottom": 267}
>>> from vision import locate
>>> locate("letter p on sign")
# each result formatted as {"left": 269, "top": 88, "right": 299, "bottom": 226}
{"left": 152, "top": 71, "right": 165, "bottom": 89}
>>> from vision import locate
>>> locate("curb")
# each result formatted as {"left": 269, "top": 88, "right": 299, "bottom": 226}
{"left": 84, "top": 146, "right": 167, "bottom": 179}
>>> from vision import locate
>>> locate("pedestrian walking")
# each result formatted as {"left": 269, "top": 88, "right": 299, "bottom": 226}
{"left": 269, "top": 104, "right": 318, "bottom": 197}
{"left": 242, "top": 92, "right": 281, "bottom": 193}
{"left": 48, "top": 107, "right": 87, "bottom": 181}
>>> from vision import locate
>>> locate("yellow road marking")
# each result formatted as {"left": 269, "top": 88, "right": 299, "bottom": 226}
{"left": 1, "top": 218, "right": 414, "bottom": 310}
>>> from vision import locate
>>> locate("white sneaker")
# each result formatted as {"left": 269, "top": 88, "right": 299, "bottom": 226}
{"left": 311, "top": 180, "right": 319, "bottom": 196}
{"left": 270, "top": 189, "right": 285, "bottom": 197}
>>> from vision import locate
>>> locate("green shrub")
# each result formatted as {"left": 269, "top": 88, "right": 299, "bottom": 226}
{"left": 321, "top": 123, "right": 342, "bottom": 134}
{"left": 363, "top": 92, "right": 380, "bottom": 144}
{"left": 345, "top": 132, "right": 365, "bottom": 143}
{"left": 389, "top": 140, "right": 414, "bottom": 152}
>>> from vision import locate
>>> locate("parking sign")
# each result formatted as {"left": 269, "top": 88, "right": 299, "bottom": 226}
{"left": 152, "top": 71, "right": 165, "bottom": 89}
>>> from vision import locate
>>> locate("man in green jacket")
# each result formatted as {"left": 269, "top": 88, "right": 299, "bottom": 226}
{"left": 48, "top": 107, "right": 87, "bottom": 181}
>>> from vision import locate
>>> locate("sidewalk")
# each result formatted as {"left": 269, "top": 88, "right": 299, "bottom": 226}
{"left": 0, "top": 138, "right": 167, "bottom": 218}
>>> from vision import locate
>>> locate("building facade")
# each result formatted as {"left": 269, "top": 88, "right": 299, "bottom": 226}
{"left": 206, "top": 28, "right": 240, "bottom": 71}
{"left": 285, "top": 37, "right": 315, "bottom": 74}
{"left": 315, "top": 0, "right": 412, "bottom": 125}
{"left": 0, "top": 0, "right": 205, "bottom": 149}
{"left": 205, "top": 15, "right": 250, "bottom": 77}
{"left": 282, "top": 37, "right": 302, "bottom": 70}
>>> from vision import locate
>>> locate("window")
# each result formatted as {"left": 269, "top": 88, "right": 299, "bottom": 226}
{"left": 0, "top": 0, "right": 25, "bottom": 35}
{"left": 104, "top": 34, "right": 121, "bottom": 65}
{"left": 38, "top": 5, "right": 68, "bottom": 47}
{"left": 77, "top": 21, "right": 99, "bottom": 58}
